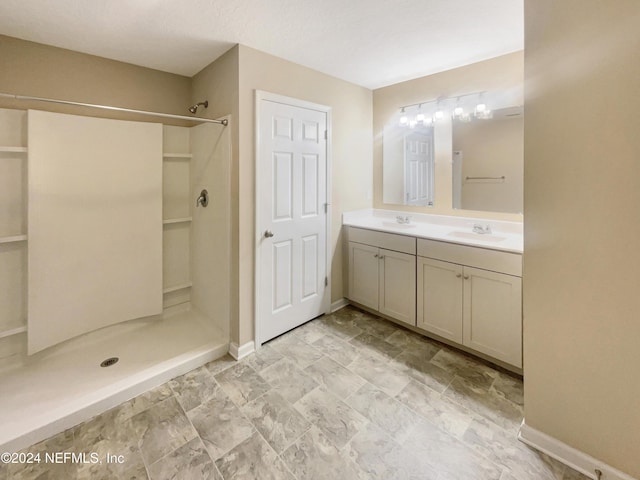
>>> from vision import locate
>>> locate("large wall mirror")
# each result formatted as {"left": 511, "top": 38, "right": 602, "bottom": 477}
{"left": 452, "top": 105, "right": 523, "bottom": 214}
{"left": 383, "top": 119, "right": 434, "bottom": 206}
{"left": 381, "top": 94, "right": 523, "bottom": 215}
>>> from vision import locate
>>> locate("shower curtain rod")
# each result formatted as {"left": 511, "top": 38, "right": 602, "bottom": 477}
{"left": 0, "top": 92, "right": 229, "bottom": 126}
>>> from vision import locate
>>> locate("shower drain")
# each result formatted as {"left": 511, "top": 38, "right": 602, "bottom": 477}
{"left": 100, "top": 357, "right": 119, "bottom": 368}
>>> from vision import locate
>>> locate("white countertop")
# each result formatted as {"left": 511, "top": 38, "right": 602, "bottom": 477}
{"left": 342, "top": 209, "right": 523, "bottom": 254}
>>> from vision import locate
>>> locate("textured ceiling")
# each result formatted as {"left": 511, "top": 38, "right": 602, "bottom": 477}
{"left": 0, "top": 0, "right": 523, "bottom": 89}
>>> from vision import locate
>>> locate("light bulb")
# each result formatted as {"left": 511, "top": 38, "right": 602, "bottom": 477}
{"left": 399, "top": 107, "right": 408, "bottom": 125}
{"left": 453, "top": 106, "right": 464, "bottom": 117}
{"left": 475, "top": 103, "right": 487, "bottom": 114}
{"left": 416, "top": 112, "right": 425, "bottom": 122}
{"left": 434, "top": 110, "right": 444, "bottom": 121}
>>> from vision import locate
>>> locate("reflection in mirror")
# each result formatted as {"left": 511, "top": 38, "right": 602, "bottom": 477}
{"left": 452, "top": 106, "right": 523, "bottom": 214}
{"left": 383, "top": 121, "right": 434, "bottom": 206}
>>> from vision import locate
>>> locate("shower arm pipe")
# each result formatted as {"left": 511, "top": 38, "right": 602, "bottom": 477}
{"left": 0, "top": 92, "right": 228, "bottom": 126}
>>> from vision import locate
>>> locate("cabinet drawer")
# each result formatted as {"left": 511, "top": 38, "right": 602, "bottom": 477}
{"left": 417, "top": 238, "right": 522, "bottom": 277}
{"left": 347, "top": 227, "right": 416, "bottom": 255}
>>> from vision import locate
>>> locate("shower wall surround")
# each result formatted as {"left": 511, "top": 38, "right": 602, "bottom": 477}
{"left": 162, "top": 125, "right": 194, "bottom": 309}
{"left": 0, "top": 108, "right": 219, "bottom": 363}
{"left": 28, "top": 110, "right": 163, "bottom": 354}
{"left": 0, "top": 108, "right": 27, "bottom": 365}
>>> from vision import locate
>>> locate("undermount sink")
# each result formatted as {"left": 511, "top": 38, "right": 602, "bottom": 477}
{"left": 381, "top": 221, "right": 417, "bottom": 229}
{"left": 447, "top": 231, "right": 507, "bottom": 242}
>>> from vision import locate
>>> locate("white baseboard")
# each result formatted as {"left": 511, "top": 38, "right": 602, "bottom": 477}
{"left": 330, "top": 298, "right": 349, "bottom": 313}
{"left": 518, "top": 420, "right": 638, "bottom": 480}
{"left": 229, "top": 340, "right": 255, "bottom": 360}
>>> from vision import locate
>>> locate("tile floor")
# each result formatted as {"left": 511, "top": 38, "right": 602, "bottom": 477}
{"left": 1, "top": 306, "right": 590, "bottom": 480}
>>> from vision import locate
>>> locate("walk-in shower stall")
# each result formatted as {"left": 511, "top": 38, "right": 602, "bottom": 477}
{"left": 0, "top": 97, "right": 231, "bottom": 451}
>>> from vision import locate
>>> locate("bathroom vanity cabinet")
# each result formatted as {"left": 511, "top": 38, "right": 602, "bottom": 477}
{"left": 348, "top": 227, "right": 416, "bottom": 326}
{"left": 345, "top": 225, "right": 523, "bottom": 369}
{"left": 417, "top": 239, "right": 522, "bottom": 368}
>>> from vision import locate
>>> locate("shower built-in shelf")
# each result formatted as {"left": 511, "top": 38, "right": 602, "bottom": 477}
{"left": 163, "top": 282, "right": 192, "bottom": 294}
{"left": 0, "top": 234, "right": 27, "bottom": 244}
{"left": 0, "top": 146, "right": 27, "bottom": 153}
{"left": 163, "top": 217, "right": 192, "bottom": 225}
{"left": 163, "top": 153, "right": 192, "bottom": 159}
{"left": 0, "top": 325, "right": 27, "bottom": 339}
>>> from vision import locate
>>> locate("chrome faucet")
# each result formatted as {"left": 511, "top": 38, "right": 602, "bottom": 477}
{"left": 472, "top": 223, "right": 492, "bottom": 234}
{"left": 396, "top": 215, "right": 411, "bottom": 224}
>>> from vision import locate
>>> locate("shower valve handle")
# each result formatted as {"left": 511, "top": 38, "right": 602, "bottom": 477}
{"left": 196, "top": 189, "right": 209, "bottom": 207}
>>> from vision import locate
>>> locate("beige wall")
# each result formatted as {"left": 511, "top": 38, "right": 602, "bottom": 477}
{"left": 523, "top": 1, "right": 640, "bottom": 477}
{"left": 0, "top": 35, "right": 191, "bottom": 121}
{"left": 373, "top": 52, "right": 524, "bottom": 221}
{"left": 237, "top": 45, "right": 373, "bottom": 345}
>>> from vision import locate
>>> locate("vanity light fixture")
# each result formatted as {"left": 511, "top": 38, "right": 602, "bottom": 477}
{"left": 398, "top": 90, "right": 491, "bottom": 127}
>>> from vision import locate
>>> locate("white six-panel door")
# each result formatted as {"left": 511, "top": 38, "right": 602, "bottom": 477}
{"left": 257, "top": 96, "right": 328, "bottom": 344}
{"left": 404, "top": 128, "right": 433, "bottom": 206}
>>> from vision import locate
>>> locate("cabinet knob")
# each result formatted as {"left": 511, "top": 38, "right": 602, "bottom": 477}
{"left": 456, "top": 273, "right": 462, "bottom": 278}
{"left": 379, "top": 255, "right": 385, "bottom": 259}
{"left": 374, "top": 254, "right": 378, "bottom": 258}
{"left": 463, "top": 275, "right": 469, "bottom": 280}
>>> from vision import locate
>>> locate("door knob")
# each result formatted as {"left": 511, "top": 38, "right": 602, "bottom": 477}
{"left": 264, "top": 230, "right": 274, "bottom": 238}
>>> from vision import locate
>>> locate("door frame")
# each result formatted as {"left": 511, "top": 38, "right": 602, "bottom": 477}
{"left": 254, "top": 90, "right": 332, "bottom": 347}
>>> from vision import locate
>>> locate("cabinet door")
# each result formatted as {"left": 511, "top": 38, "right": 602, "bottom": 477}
{"left": 417, "top": 257, "right": 463, "bottom": 342}
{"left": 348, "top": 242, "right": 379, "bottom": 310}
{"left": 462, "top": 266, "right": 522, "bottom": 367}
{"left": 379, "top": 248, "right": 416, "bottom": 326}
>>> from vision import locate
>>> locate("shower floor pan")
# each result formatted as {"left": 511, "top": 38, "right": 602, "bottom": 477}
{"left": 0, "top": 306, "right": 228, "bottom": 452}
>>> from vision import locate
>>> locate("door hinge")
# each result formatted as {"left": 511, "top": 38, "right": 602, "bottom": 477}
{"left": 324, "top": 130, "right": 328, "bottom": 140}
{"left": 324, "top": 276, "right": 328, "bottom": 287}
